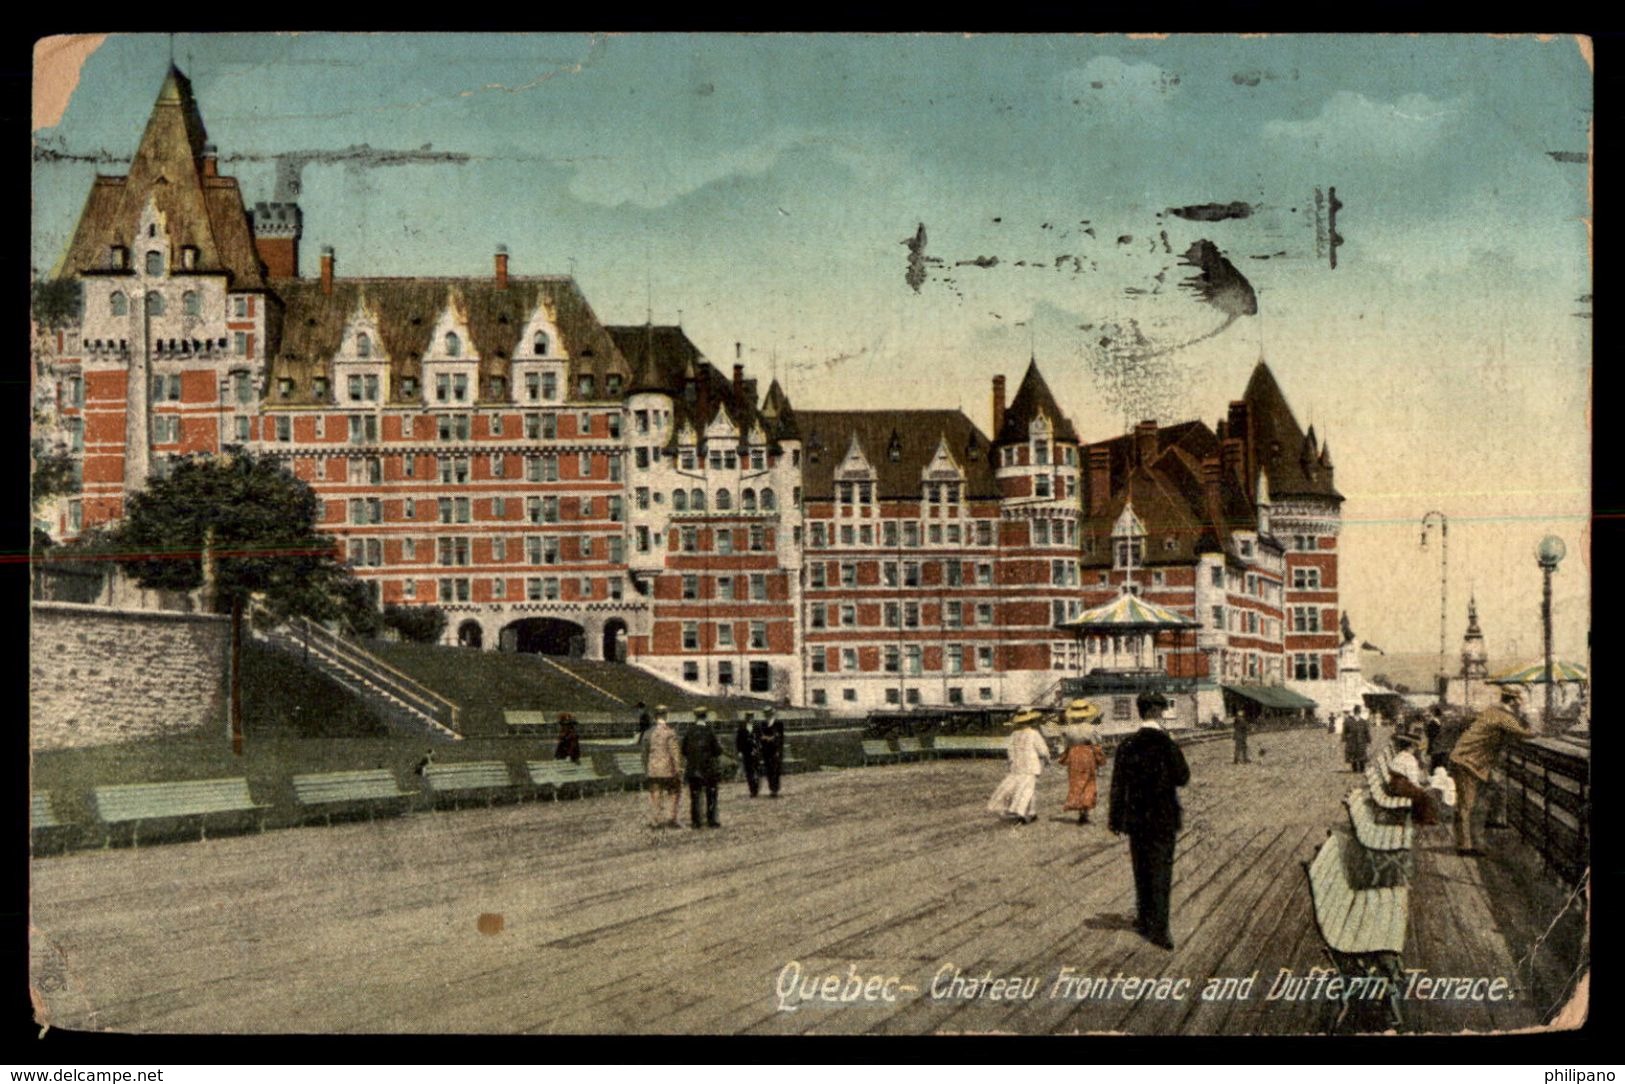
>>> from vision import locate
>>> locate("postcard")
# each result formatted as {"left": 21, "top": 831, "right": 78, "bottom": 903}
{"left": 29, "top": 32, "right": 1591, "bottom": 1036}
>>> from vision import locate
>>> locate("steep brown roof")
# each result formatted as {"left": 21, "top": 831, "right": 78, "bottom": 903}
{"left": 798, "top": 410, "right": 997, "bottom": 500}
{"left": 268, "top": 277, "right": 628, "bottom": 406}
{"left": 1243, "top": 361, "right": 1342, "bottom": 502}
{"left": 57, "top": 67, "right": 265, "bottom": 290}
{"left": 1081, "top": 464, "right": 1209, "bottom": 568}
{"left": 995, "top": 360, "right": 1080, "bottom": 445}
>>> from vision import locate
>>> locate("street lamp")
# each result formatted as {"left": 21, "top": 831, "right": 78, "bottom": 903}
{"left": 1420, "top": 512, "right": 1448, "bottom": 688}
{"left": 1536, "top": 535, "right": 1566, "bottom": 729}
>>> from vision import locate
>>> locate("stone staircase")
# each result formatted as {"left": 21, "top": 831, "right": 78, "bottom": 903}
{"left": 255, "top": 615, "right": 463, "bottom": 741}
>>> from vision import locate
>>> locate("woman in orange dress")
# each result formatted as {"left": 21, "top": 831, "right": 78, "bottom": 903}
{"left": 1057, "top": 699, "right": 1108, "bottom": 825}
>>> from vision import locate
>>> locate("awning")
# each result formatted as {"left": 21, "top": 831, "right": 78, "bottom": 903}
{"left": 1222, "top": 684, "right": 1318, "bottom": 710}
{"left": 1058, "top": 592, "right": 1200, "bottom": 630}
{"left": 1489, "top": 660, "right": 1589, "bottom": 684}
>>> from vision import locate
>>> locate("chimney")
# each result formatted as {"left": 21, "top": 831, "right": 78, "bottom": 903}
{"left": 495, "top": 244, "right": 509, "bottom": 289}
{"left": 320, "top": 246, "right": 334, "bottom": 295}
{"left": 1087, "top": 446, "right": 1111, "bottom": 515}
{"left": 1134, "top": 420, "right": 1159, "bottom": 467}
{"left": 1226, "top": 401, "right": 1249, "bottom": 444}
{"left": 1202, "top": 457, "right": 1222, "bottom": 514}
{"left": 201, "top": 142, "right": 218, "bottom": 178}
{"left": 1221, "top": 437, "right": 1245, "bottom": 485}
{"left": 735, "top": 342, "right": 742, "bottom": 360}
{"left": 992, "top": 375, "right": 1007, "bottom": 436}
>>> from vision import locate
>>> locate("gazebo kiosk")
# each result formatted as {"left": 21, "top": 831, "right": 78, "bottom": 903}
{"left": 1056, "top": 592, "right": 1201, "bottom": 732}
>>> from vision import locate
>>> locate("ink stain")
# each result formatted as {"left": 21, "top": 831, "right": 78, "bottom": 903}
{"left": 1168, "top": 201, "right": 1253, "bottom": 222}
{"left": 902, "top": 223, "right": 929, "bottom": 293}
{"left": 1547, "top": 151, "right": 1588, "bottom": 164}
{"left": 1179, "top": 239, "right": 1258, "bottom": 318}
{"left": 956, "top": 256, "right": 1000, "bottom": 268}
{"left": 477, "top": 913, "right": 504, "bottom": 935}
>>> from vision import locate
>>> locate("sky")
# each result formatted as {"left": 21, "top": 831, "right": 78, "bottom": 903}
{"left": 31, "top": 32, "right": 1593, "bottom": 666}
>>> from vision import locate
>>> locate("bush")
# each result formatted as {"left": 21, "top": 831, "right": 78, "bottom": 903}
{"left": 383, "top": 604, "right": 448, "bottom": 644}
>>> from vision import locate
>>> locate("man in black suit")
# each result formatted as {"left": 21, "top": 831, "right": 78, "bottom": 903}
{"left": 736, "top": 711, "right": 762, "bottom": 797}
{"left": 754, "top": 707, "right": 786, "bottom": 797}
{"left": 1108, "top": 691, "right": 1191, "bottom": 950}
{"left": 681, "top": 707, "right": 724, "bottom": 828}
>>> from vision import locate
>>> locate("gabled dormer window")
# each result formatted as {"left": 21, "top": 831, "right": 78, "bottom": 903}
{"left": 357, "top": 332, "right": 372, "bottom": 358}
{"left": 534, "top": 332, "right": 549, "bottom": 355}
{"left": 444, "top": 332, "right": 461, "bottom": 357}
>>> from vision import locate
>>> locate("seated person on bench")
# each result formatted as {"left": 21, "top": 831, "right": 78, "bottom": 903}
{"left": 1382, "top": 733, "right": 1439, "bottom": 825}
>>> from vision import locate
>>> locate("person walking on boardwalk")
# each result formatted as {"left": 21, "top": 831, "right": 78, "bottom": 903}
{"left": 1231, "top": 709, "right": 1252, "bottom": 765}
{"left": 755, "top": 706, "right": 786, "bottom": 797}
{"left": 1108, "top": 691, "right": 1190, "bottom": 951}
{"left": 1447, "top": 684, "right": 1533, "bottom": 857}
{"left": 736, "top": 711, "right": 762, "bottom": 797}
{"left": 1343, "top": 705, "right": 1372, "bottom": 772}
{"left": 554, "top": 713, "right": 581, "bottom": 764}
{"left": 986, "top": 707, "right": 1049, "bottom": 825}
{"left": 645, "top": 705, "right": 684, "bottom": 829}
{"left": 1056, "top": 700, "right": 1107, "bottom": 825}
{"left": 682, "top": 706, "right": 724, "bottom": 829}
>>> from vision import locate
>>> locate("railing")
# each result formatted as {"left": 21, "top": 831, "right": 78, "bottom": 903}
{"left": 285, "top": 615, "right": 462, "bottom": 735}
{"left": 1501, "top": 736, "right": 1589, "bottom": 885}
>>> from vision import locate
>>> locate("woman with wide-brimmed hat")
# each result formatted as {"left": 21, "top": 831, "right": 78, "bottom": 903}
{"left": 986, "top": 707, "right": 1050, "bottom": 825}
{"left": 1055, "top": 699, "right": 1108, "bottom": 825}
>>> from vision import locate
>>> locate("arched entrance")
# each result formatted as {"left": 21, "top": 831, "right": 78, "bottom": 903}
{"left": 503, "top": 617, "right": 586, "bottom": 657}
{"left": 603, "top": 618, "right": 628, "bottom": 663}
{"left": 457, "top": 620, "right": 483, "bottom": 649}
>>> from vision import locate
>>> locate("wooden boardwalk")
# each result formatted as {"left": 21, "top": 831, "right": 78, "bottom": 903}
{"left": 30, "top": 727, "right": 1581, "bottom": 1035}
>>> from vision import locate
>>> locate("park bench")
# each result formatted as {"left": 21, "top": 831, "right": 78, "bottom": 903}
{"left": 1343, "top": 788, "right": 1415, "bottom": 887}
{"left": 861, "top": 739, "right": 899, "bottom": 766}
{"left": 92, "top": 778, "right": 269, "bottom": 847}
{"left": 1365, "top": 763, "right": 1413, "bottom": 822}
{"left": 31, "top": 791, "right": 72, "bottom": 854}
{"left": 423, "top": 762, "right": 519, "bottom": 809}
{"left": 292, "top": 770, "right": 414, "bottom": 826}
{"left": 612, "top": 750, "right": 648, "bottom": 788}
{"left": 1303, "top": 831, "right": 1409, "bottom": 1032}
{"left": 528, "top": 760, "right": 610, "bottom": 800}
{"left": 931, "top": 735, "right": 1007, "bottom": 758}
{"left": 895, "top": 736, "right": 930, "bottom": 761}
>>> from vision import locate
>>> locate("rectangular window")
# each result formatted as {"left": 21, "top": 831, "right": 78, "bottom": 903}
{"left": 716, "top": 529, "right": 733, "bottom": 555}
{"left": 945, "top": 601, "right": 962, "bottom": 629}
{"left": 750, "top": 573, "right": 767, "bottom": 601}
{"left": 840, "top": 563, "right": 857, "bottom": 588}
{"left": 750, "top": 621, "right": 767, "bottom": 650}
{"left": 682, "top": 622, "right": 699, "bottom": 651}
{"left": 903, "top": 522, "right": 919, "bottom": 547}
{"left": 683, "top": 574, "right": 699, "bottom": 600}
{"left": 977, "top": 646, "right": 994, "bottom": 671}
{"left": 905, "top": 646, "right": 922, "bottom": 676}
{"left": 1292, "top": 567, "right": 1322, "bottom": 590}
{"left": 976, "top": 602, "right": 993, "bottom": 627}
{"left": 903, "top": 562, "right": 920, "bottom": 587}
{"left": 884, "top": 646, "right": 900, "bottom": 673}
{"left": 839, "top": 604, "right": 856, "bottom": 628}
{"left": 947, "top": 646, "right": 964, "bottom": 675}
{"left": 810, "top": 523, "right": 826, "bottom": 548}
{"left": 884, "top": 602, "right": 900, "bottom": 628}
{"left": 1211, "top": 605, "right": 1224, "bottom": 630}
{"left": 904, "top": 602, "right": 919, "bottom": 629}
{"left": 717, "top": 622, "right": 735, "bottom": 648}
{"left": 810, "top": 604, "right": 827, "bottom": 630}
{"left": 681, "top": 527, "right": 698, "bottom": 553}
{"left": 750, "top": 526, "right": 766, "bottom": 552}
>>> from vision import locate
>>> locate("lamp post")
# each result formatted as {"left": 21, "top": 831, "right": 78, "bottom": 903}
{"left": 1420, "top": 512, "right": 1448, "bottom": 688}
{"left": 1536, "top": 535, "right": 1566, "bottom": 729}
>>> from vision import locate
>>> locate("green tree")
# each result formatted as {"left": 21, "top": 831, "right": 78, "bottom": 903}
{"left": 109, "top": 452, "right": 379, "bottom": 752}
{"left": 383, "top": 603, "right": 448, "bottom": 644}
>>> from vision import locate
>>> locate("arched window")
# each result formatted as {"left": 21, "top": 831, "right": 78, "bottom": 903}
{"left": 356, "top": 332, "right": 372, "bottom": 358}
{"left": 741, "top": 488, "right": 757, "bottom": 512}
{"left": 145, "top": 291, "right": 165, "bottom": 317}
{"left": 110, "top": 291, "right": 128, "bottom": 316}
{"left": 183, "top": 291, "right": 199, "bottom": 316}
{"left": 716, "top": 489, "right": 732, "bottom": 511}
{"left": 672, "top": 489, "right": 688, "bottom": 512}
{"left": 761, "top": 487, "right": 777, "bottom": 511}
{"left": 533, "top": 332, "right": 549, "bottom": 355}
{"left": 145, "top": 250, "right": 163, "bottom": 275}
{"left": 690, "top": 488, "right": 706, "bottom": 511}
{"left": 445, "top": 331, "right": 461, "bottom": 357}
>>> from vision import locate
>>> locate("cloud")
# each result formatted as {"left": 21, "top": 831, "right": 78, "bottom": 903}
{"left": 1262, "top": 91, "right": 1461, "bottom": 157}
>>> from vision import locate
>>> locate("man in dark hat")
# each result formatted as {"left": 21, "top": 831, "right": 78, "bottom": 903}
{"left": 681, "top": 707, "right": 724, "bottom": 828}
{"left": 754, "top": 706, "right": 786, "bottom": 797}
{"left": 1447, "top": 684, "right": 1532, "bottom": 856}
{"left": 554, "top": 713, "right": 581, "bottom": 764}
{"left": 1108, "top": 691, "right": 1190, "bottom": 951}
{"left": 736, "top": 711, "right": 762, "bottom": 797}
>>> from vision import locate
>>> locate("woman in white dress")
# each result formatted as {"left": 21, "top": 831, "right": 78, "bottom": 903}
{"left": 987, "top": 707, "right": 1050, "bottom": 825}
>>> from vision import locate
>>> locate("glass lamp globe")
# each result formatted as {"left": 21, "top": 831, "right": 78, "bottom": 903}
{"left": 1537, "top": 536, "right": 1567, "bottom": 566}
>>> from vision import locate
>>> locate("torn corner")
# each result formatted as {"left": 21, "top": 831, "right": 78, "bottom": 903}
{"left": 33, "top": 35, "right": 107, "bottom": 132}
{"left": 1548, "top": 969, "right": 1589, "bottom": 1031}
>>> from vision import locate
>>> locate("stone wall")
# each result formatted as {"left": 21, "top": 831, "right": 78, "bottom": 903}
{"left": 31, "top": 602, "right": 229, "bottom": 749}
